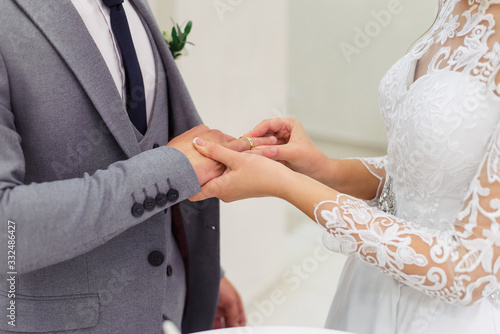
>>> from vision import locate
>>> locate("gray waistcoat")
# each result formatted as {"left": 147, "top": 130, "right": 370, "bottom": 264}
{"left": 134, "top": 18, "right": 187, "bottom": 326}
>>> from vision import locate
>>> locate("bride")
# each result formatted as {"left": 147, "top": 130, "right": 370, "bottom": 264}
{"left": 192, "top": 0, "right": 500, "bottom": 333}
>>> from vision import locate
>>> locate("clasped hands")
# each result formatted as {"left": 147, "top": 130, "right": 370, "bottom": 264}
{"left": 168, "top": 118, "right": 330, "bottom": 203}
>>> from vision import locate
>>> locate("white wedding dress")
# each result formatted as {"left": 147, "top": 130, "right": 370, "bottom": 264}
{"left": 317, "top": 1, "right": 500, "bottom": 333}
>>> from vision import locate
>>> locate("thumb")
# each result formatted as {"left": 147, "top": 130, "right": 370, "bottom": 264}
{"left": 254, "top": 144, "right": 296, "bottom": 162}
{"left": 189, "top": 187, "right": 214, "bottom": 202}
{"left": 193, "top": 137, "right": 238, "bottom": 167}
{"left": 250, "top": 146, "right": 280, "bottom": 159}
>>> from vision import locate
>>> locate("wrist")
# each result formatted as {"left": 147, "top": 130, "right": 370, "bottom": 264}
{"left": 277, "top": 168, "right": 339, "bottom": 220}
{"left": 274, "top": 168, "right": 303, "bottom": 201}
{"left": 312, "top": 157, "right": 343, "bottom": 189}
{"left": 305, "top": 150, "right": 330, "bottom": 181}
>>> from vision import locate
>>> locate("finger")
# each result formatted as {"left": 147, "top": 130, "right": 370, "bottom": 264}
{"left": 247, "top": 146, "right": 280, "bottom": 159}
{"left": 252, "top": 136, "right": 278, "bottom": 147}
{"left": 219, "top": 132, "right": 237, "bottom": 143}
{"left": 189, "top": 178, "right": 224, "bottom": 201}
{"left": 224, "top": 136, "right": 278, "bottom": 152}
{"left": 244, "top": 119, "right": 275, "bottom": 137}
{"left": 197, "top": 129, "right": 235, "bottom": 145}
{"left": 213, "top": 310, "right": 224, "bottom": 329}
{"left": 245, "top": 118, "right": 292, "bottom": 138}
{"left": 193, "top": 138, "right": 240, "bottom": 166}
{"left": 189, "top": 191, "right": 212, "bottom": 202}
{"left": 223, "top": 300, "right": 241, "bottom": 327}
{"left": 252, "top": 144, "right": 298, "bottom": 163}
{"left": 223, "top": 137, "right": 254, "bottom": 152}
{"left": 238, "top": 300, "right": 246, "bottom": 326}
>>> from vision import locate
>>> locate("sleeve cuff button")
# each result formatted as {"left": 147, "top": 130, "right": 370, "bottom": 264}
{"left": 167, "top": 189, "right": 179, "bottom": 202}
{"left": 144, "top": 197, "right": 157, "bottom": 211}
{"left": 132, "top": 203, "right": 145, "bottom": 217}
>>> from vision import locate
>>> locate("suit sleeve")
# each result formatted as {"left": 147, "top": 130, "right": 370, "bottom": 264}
{"left": 0, "top": 50, "right": 201, "bottom": 275}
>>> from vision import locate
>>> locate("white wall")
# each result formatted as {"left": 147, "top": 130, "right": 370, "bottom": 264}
{"left": 288, "top": 0, "right": 436, "bottom": 154}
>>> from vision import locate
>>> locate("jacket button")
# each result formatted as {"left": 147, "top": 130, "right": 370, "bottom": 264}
{"left": 131, "top": 203, "right": 145, "bottom": 217}
{"left": 167, "top": 265, "right": 173, "bottom": 276}
{"left": 156, "top": 193, "right": 168, "bottom": 207}
{"left": 148, "top": 251, "right": 165, "bottom": 267}
{"left": 153, "top": 143, "right": 160, "bottom": 149}
{"left": 167, "top": 189, "right": 179, "bottom": 202}
{"left": 143, "top": 197, "right": 156, "bottom": 211}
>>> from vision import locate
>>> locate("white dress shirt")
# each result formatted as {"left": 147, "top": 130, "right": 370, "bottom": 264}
{"left": 71, "top": 0, "right": 156, "bottom": 124}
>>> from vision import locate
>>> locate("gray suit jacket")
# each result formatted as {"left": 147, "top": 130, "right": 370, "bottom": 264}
{"left": 0, "top": 0, "right": 220, "bottom": 333}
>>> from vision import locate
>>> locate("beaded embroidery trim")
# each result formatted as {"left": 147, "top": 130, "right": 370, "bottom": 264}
{"left": 378, "top": 176, "right": 396, "bottom": 216}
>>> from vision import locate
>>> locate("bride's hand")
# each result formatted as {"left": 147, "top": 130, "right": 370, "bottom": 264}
{"left": 189, "top": 137, "right": 294, "bottom": 202}
{"left": 244, "top": 118, "right": 330, "bottom": 181}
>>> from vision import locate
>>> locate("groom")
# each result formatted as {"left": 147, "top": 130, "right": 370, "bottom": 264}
{"left": 0, "top": 0, "right": 244, "bottom": 333}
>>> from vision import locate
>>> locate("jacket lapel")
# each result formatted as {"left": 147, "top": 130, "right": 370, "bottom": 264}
{"left": 14, "top": 0, "right": 141, "bottom": 158}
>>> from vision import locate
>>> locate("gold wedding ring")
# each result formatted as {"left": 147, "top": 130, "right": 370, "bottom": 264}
{"left": 240, "top": 136, "right": 254, "bottom": 150}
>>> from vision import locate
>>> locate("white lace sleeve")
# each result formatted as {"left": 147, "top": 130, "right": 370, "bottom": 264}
{"left": 315, "top": 131, "right": 500, "bottom": 306}
{"left": 354, "top": 156, "right": 387, "bottom": 206}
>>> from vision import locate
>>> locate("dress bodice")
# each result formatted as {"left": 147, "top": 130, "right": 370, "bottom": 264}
{"left": 379, "top": 14, "right": 500, "bottom": 230}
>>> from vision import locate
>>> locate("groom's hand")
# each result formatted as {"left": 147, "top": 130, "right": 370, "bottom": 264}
{"left": 214, "top": 277, "right": 246, "bottom": 328}
{"left": 167, "top": 125, "right": 235, "bottom": 186}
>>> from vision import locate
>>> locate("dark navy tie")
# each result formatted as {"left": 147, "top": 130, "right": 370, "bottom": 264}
{"left": 103, "top": 0, "right": 147, "bottom": 135}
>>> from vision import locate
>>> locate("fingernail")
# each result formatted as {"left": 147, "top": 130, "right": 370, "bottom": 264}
{"left": 270, "top": 148, "right": 278, "bottom": 155}
{"left": 270, "top": 136, "right": 278, "bottom": 144}
{"left": 193, "top": 137, "right": 207, "bottom": 146}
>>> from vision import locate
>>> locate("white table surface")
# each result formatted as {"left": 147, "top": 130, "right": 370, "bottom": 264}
{"left": 196, "top": 326, "right": 353, "bottom": 334}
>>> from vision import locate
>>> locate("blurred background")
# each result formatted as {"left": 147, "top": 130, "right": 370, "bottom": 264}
{"left": 147, "top": 0, "right": 436, "bottom": 328}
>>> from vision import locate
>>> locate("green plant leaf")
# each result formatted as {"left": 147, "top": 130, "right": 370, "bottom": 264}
{"left": 171, "top": 26, "right": 178, "bottom": 41}
{"left": 165, "top": 19, "right": 194, "bottom": 60}
{"left": 184, "top": 21, "right": 193, "bottom": 35}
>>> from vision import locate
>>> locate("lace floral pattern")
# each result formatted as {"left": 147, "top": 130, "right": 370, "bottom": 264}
{"left": 356, "top": 156, "right": 387, "bottom": 206}
{"left": 317, "top": 0, "right": 500, "bottom": 306}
